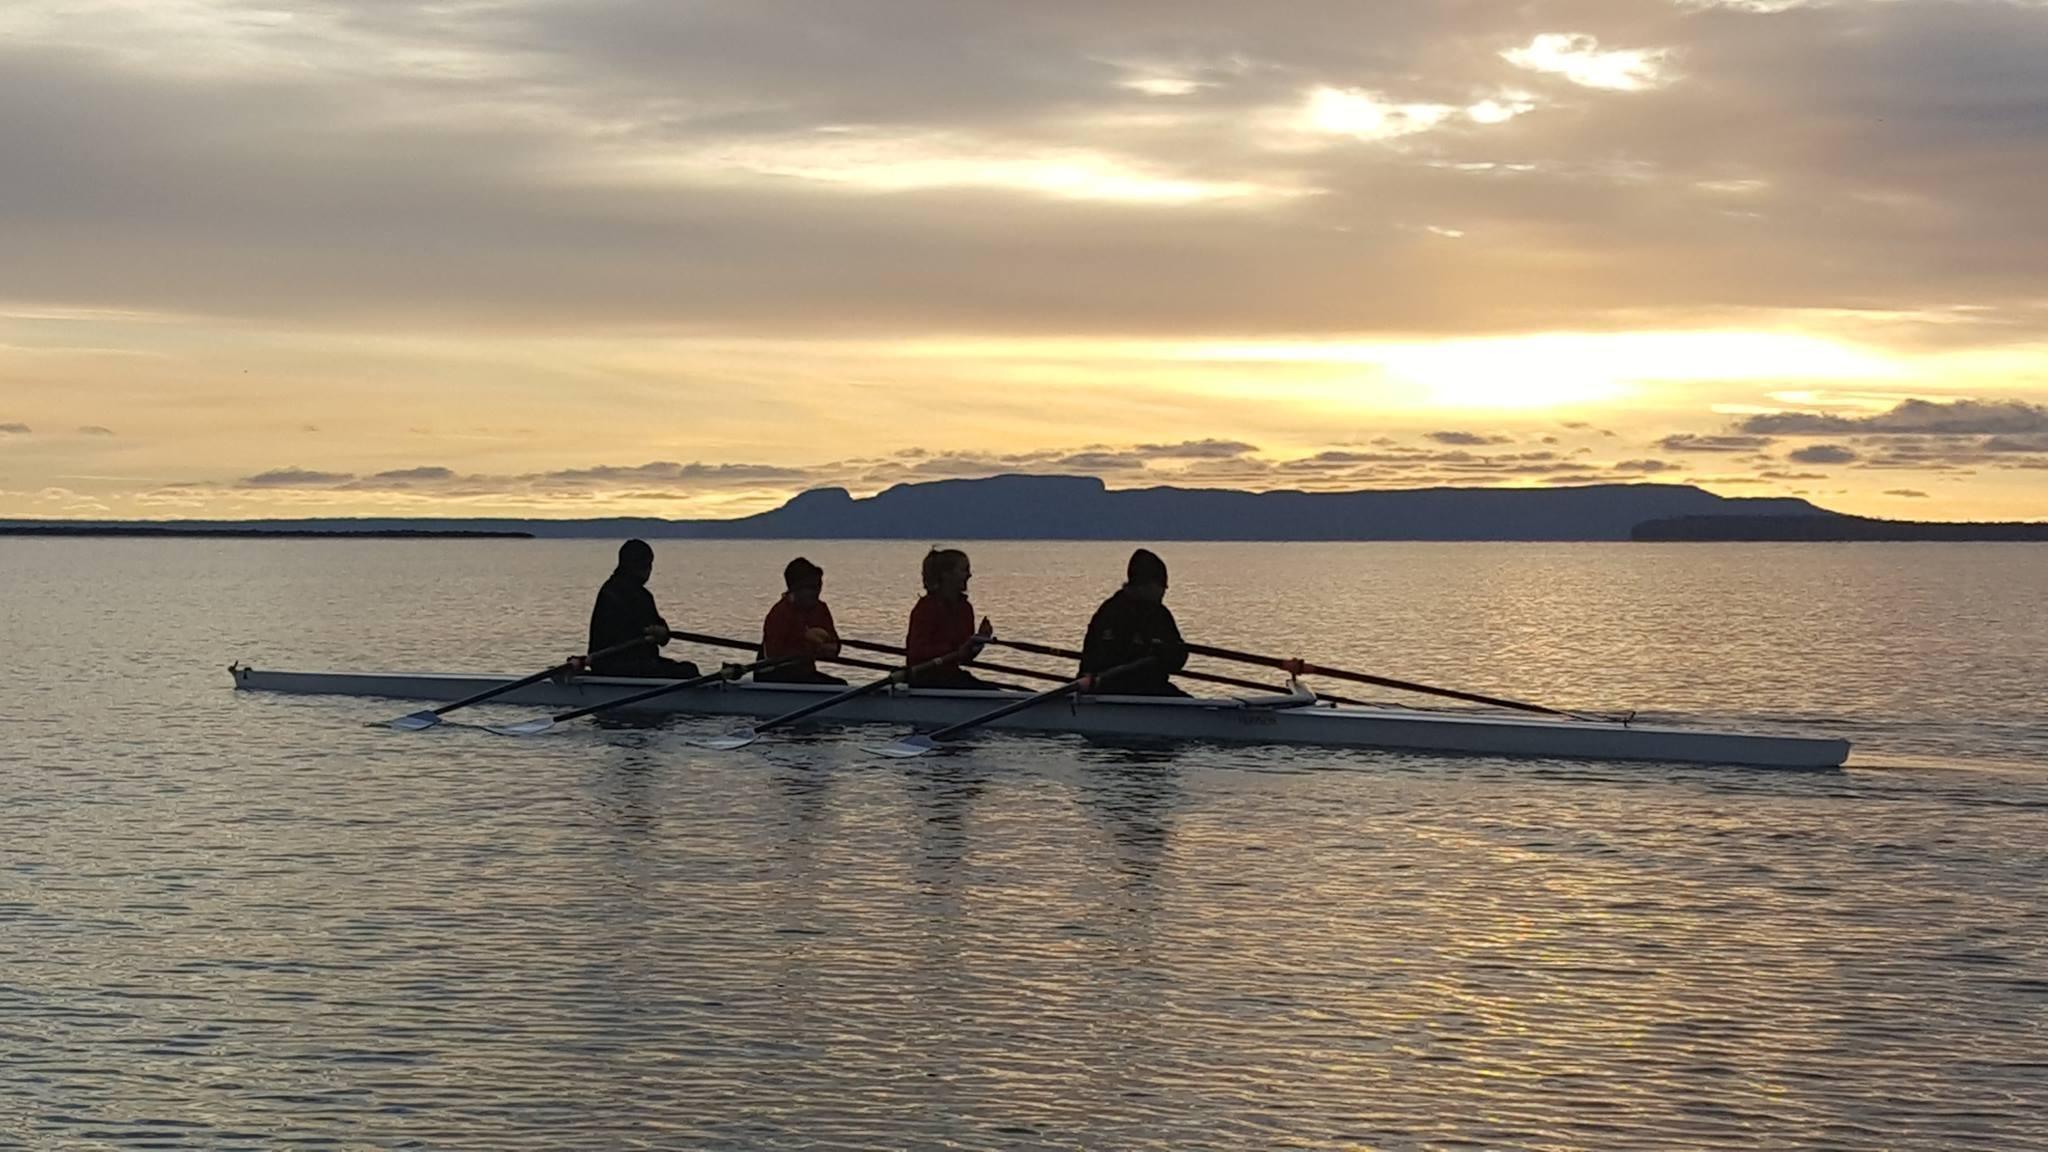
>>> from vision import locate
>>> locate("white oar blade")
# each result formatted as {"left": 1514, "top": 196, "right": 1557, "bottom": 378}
{"left": 688, "top": 728, "right": 760, "bottom": 751}
{"left": 488, "top": 717, "right": 558, "bottom": 737}
{"left": 865, "top": 734, "right": 940, "bottom": 759}
{"left": 387, "top": 711, "right": 443, "bottom": 731}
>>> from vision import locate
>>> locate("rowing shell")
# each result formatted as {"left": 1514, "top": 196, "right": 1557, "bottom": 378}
{"left": 229, "top": 666, "right": 1851, "bottom": 769}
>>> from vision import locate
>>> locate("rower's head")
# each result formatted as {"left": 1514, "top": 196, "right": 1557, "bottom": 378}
{"left": 784, "top": 556, "right": 824, "bottom": 607}
{"left": 617, "top": 538, "right": 654, "bottom": 585}
{"left": 1126, "top": 548, "right": 1168, "bottom": 602}
{"left": 922, "top": 547, "right": 972, "bottom": 599}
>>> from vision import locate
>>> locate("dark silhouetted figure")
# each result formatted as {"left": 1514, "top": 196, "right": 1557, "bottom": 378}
{"left": 587, "top": 539, "right": 700, "bottom": 678}
{"left": 1079, "top": 548, "right": 1188, "bottom": 696}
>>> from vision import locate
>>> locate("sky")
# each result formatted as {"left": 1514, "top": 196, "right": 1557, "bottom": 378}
{"left": 5, "top": 0, "right": 2048, "bottom": 521}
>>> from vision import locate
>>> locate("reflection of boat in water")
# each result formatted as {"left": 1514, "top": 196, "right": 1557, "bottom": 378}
{"left": 230, "top": 666, "right": 1852, "bottom": 769}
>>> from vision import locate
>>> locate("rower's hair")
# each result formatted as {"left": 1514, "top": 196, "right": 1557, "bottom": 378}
{"left": 784, "top": 556, "right": 823, "bottom": 589}
{"left": 922, "top": 547, "right": 969, "bottom": 593}
{"left": 618, "top": 539, "right": 653, "bottom": 568}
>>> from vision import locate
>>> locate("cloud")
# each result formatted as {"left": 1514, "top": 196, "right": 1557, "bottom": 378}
{"left": 1885, "top": 489, "right": 1930, "bottom": 499}
{"left": 1658, "top": 433, "right": 1775, "bottom": 453}
{"left": 1, "top": 423, "right": 29, "bottom": 434}
{"left": 239, "top": 467, "right": 355, "bottom": 488}
{"left": 1738, "top": 399, "right": 2048, "bottom": 437}
{"left": 1788, "top": 444, "right": 1858, "bottom": 465}
{"left": 1426, "top": 431, "right": 1513, "bottom": 446}
{"left": 1, "top": 0, "right": 2045, "bottom": 348}
{"left": 77, "top": 425, "right": 115, "bottom": 435}
{"left": 529, "top": 461, "right": 814, "bottom": 489}
{"left": 1503, "top": 34, "right": 1670, "bottom": 92}
{"left": 1613, "top": 458, "right": 1680, "bottom": 473}
{"left": 372, "top": 466, "right": 457, "bottom": 481}
{"left": 1131, "top": 439, "right": 1258, "bottom": 459}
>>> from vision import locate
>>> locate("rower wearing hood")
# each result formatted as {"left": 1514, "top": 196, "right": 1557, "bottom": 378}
{"left": 1079, "top": 548, "right": 1188, "bottom": 696}
{"left": 587, "top": 539, "right": 701, "bottom": 678}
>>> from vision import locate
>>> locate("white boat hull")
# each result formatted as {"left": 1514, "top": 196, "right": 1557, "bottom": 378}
{"left": 230, "top": 667, "right": 1851, "bottom": 769}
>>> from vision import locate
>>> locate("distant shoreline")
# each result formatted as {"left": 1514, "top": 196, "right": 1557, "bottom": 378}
{"left": 0, "top": 527, "right": 534, "bottom": 539}
{"left": 1633, "top": 515, "right": 2048, "bottom": 542}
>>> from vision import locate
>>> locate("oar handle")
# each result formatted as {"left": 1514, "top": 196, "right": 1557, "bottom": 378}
{"left": 1182, "top": 642, "right": 1572, "bottom": 718}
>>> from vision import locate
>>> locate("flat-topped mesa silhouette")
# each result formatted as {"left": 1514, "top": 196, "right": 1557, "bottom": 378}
{"left": 692, "top": 476, "right": 1833, "bottom": 541}
{"left": 2, "top": 477, "right": 1843, "bottom": 541}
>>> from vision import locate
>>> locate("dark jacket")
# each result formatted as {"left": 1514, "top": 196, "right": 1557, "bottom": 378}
{"left": 588, "top": 572, "right": 667, "bottom": 674}
{"left": 1079, "top": 588, "right": 1188, "bottom": 695}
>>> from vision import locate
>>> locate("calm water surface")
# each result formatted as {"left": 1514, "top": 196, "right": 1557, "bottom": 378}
{"left": 2, "top": 540, "right": 2044, "bottom": 1150}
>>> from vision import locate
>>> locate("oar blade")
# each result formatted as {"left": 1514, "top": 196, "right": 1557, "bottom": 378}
{"left": 488, "top": 717, "right": 558, "bottom": 737}
{"left": 688, "top": 728, "right": 760, "bottom": 751}
{"left": 865, "top": 734, "right": 941, "bottom": 759}
{"left": 387, "top": 710, "right": 444, "bottom": 731}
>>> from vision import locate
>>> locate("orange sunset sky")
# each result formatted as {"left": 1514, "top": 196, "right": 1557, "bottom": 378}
{"left": 4, "top": 0, "right": 2048, "bottom": 521}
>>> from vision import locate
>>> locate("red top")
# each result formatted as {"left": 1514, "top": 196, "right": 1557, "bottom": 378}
{"left": 762, "top": 596, "right": 838, "bottom": 674}
{"left": 906, "top": 594, "right": 976, "bottom": 667}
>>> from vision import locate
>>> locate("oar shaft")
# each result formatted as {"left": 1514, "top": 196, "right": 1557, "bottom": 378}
{"left": 673, "top": 629, "right": 1025, "bottom": 689}
{"left": 838, "top": 637, "right": 1070, "bottom": 685}
{"left": 927, "top": 657, "right": 1154, "bottom": 742}
{"left": 550, "top": 657, "right": 796, "bottom": 723}
{"left": 990, "top": 637, "right": 1368, "bottom": 706}
{"left": 1181, "top": 642, "right": 1568, "bottom": 717}
{"left": 431, "top": 635, "right": 652, "bottom": 716}
{"left": 753, "top": 653, "right": 954, "bottom": 734}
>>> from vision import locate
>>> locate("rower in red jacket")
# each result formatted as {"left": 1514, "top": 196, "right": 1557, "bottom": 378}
{"left": 904, "top": 547, "right": 997, "bottom": 689}
{"left": 758, "top": 556, "right": 847, "bottom": 685}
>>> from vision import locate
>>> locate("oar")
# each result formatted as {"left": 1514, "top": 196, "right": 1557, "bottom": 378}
{"left": 384, "top": 635, "right": 653, "bottom": 730}
{"left": 989, "top": 637, "right": 1369, "bottom": 706}
{"left": 837, "top": 636, "right": 1070, "bottom": 685}
{"left": 866, "top": 657, "right": 1154, "bottom": 759}
{"left": 1181, "top": 641, "right": 1608, "bottom": 720}
{"left": 670, "top": 628, "right": 1032, "bottom": 690}
{"left": 489, "top": 656, "right": 799, "bottom": 737}
{"left": 687, "top": 653, "right": 963, "bottom": 751}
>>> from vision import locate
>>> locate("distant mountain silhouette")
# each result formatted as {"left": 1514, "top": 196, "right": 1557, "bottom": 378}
{"left": 682, "top": 475, "right": 1833, "bottom": 540}
{"left": 4, "top": 476, "right": 1842, "bottom": 541}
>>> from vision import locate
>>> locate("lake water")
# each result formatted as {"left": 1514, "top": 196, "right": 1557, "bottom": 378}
{"left": 2, "top": 539, "right": 2044, "bottom": 1150}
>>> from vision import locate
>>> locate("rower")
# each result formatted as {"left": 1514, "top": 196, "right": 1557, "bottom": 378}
{"left": 904, "top": 547, "right": 997, "bottom": 689}
{"left": 757, "top": 556, "right": 848, "bottom": 685}
{"left": 586, "top": 539, "right": 701, "bottom": 678}
{"left": 1079, "top": 548, "right": 1189, "bottom": 696}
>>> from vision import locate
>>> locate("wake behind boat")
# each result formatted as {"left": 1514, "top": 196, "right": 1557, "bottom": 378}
{"left": 228, "top": 665, "right": 1851, "bottom": 769}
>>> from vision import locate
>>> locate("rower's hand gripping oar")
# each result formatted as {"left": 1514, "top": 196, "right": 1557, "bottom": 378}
{"left": 384, "top": 635, "right": 654, "bottom": 730}
{"left": 1182, "top": 642, "right": 1626, "bottom": 724}
{"left": 489, "top": 655, "right": 800, "bottom": 737}
{"left": 865, "top": 656, "right": 1155, "bottom": 759}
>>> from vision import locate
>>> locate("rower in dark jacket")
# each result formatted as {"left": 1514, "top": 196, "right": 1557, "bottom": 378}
{"left": 587, "top": 539, "right": 701, "bottom": 678}
{"left": 1079, "top": 548, "right": 1188, "bottom": 696}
